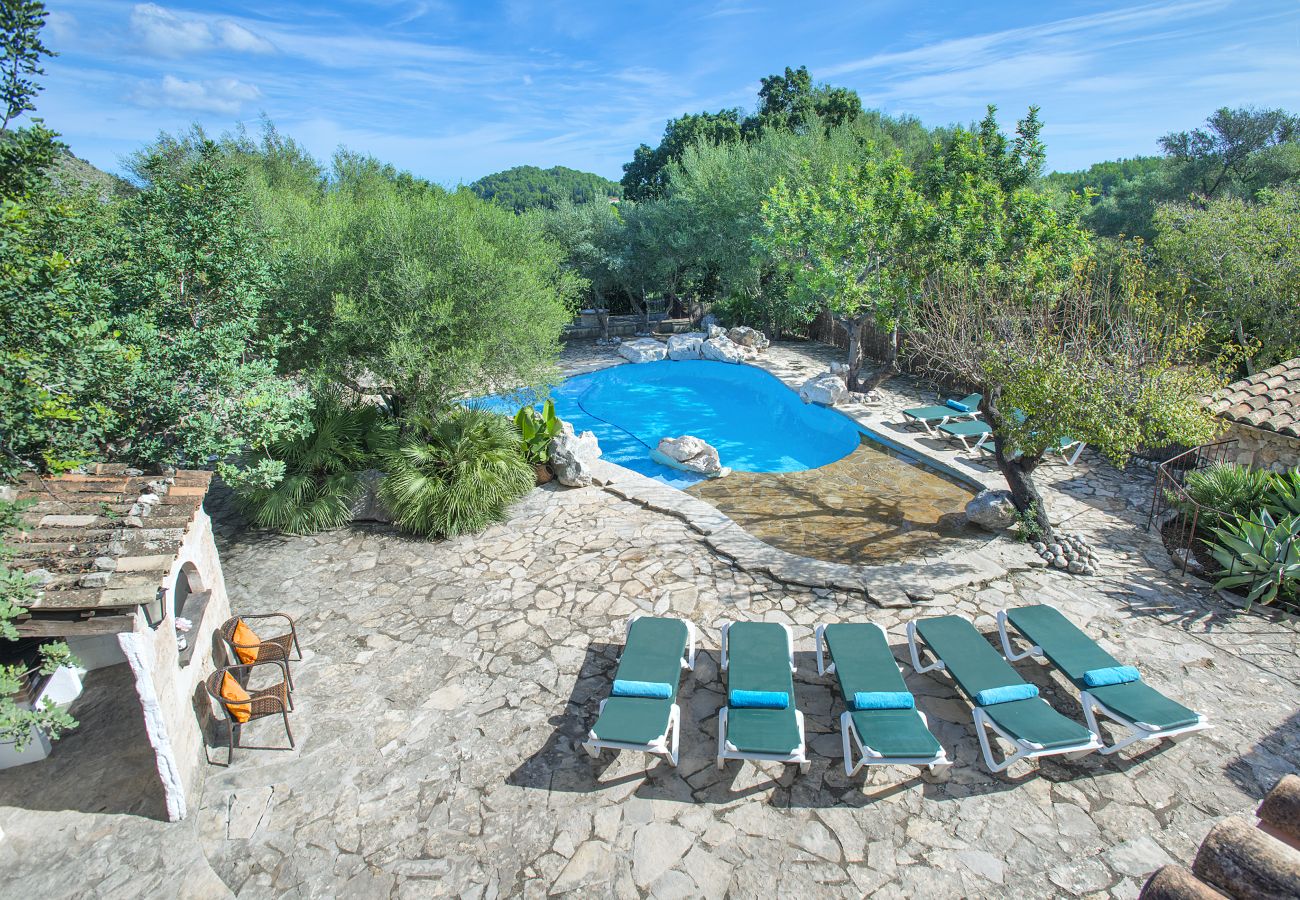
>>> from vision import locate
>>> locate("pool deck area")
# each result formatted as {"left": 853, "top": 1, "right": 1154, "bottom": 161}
{"left": 2, "top": 339, "right": 1299, "bottom": 899}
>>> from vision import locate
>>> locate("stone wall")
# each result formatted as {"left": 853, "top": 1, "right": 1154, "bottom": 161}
{"left": 117, "top": 506, "right": 231, "bottom": 821}
{"left": 1221, "top": 421, "right": 1300, "bottom": 473}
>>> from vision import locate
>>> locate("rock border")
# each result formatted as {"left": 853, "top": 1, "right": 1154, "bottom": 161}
{"left": 585, "top": 457, "right": 1046, "bottom": 607}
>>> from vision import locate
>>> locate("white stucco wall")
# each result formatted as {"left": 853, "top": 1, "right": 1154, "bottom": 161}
{"left": 117, "top": 507, "right": 231, "bottom": 822}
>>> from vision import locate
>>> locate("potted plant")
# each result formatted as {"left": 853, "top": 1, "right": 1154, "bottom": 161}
{"left": 515, "top": 400, "right": 562, "bottom": 484}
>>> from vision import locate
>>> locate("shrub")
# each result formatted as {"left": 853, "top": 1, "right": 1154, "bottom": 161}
{"left": 380, "top": 408, "right": 534, "bottom": 538}
{"left": 1181, "top": 463, "right": 1274, "bottom": 524}
{"left": 514, "top": 399, "right": 561, "bottom": 465}
{"left": 231, "top": 398, "right": 392, "bottom": 535}
{"left": 1204, "top": 509, "right": 1300, "bottom": 609}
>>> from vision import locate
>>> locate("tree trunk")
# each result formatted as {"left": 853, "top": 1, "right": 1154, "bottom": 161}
{"left": 840, "top": 316, "right": 866, "bottom": 391}
{"left": 994, "top": 447, "right": 1052, "bottom": 539}
{"left": 1237, "top": 320, "right": 1255, "bottom": 376}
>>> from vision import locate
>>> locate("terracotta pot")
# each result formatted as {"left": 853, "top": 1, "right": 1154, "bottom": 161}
{"left": 534, "top": 464, "right": 554, "bottom": 485}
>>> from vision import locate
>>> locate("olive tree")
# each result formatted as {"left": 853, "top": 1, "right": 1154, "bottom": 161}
{"left": 910, "top": 257, "right": 1223, "bottom": 537}
{"left": 761, "top": 149, "right": 931, "bottom": 388}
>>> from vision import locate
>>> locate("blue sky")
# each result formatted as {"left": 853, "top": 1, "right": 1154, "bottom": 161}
{"left": 31, "top": 1, "right": 1300, "bottom": 184}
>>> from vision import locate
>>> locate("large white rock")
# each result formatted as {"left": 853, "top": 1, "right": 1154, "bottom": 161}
{"left": 727, "top": 326, "right": 770, "bottom": 351}
{"left": 707, "top": 324, "right": 727, "bottom": 339}
{"left": 965, "top": 489, "right": 1017, "bottom": 531}
{"left": 548, "top": 422, "right": 602, "bottom": 487}
{"left": 652, "top": 435, "right": 729, "bottom": 477}
{"left": 666, "top": 332, "right": 706, "bottom": 361}
{"left": 617, "top": 338, "right": 668, "bottom": 363}
{"left": 799, "top": 372, "right": 848, "bottom": 406}
{"left": 700, "top": 335, "right": 746, "bottom": 364}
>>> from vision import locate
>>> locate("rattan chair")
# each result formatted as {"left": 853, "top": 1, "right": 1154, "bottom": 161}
{"left": 205, "top": 662, "right": 294, "bottom": 765}
{"left": 218, "top": 613, "right": 302, "bottom": 689}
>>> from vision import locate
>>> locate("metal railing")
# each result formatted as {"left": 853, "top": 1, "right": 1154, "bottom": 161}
{"left": 1147, "top": 440, "right": 1238, "bottom": 576}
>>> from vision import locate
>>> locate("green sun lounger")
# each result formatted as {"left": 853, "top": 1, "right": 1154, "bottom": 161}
{"left": 716, "top": 621, "right": 809, "bottom": 773}
{"left": 582, "top": 615, "right": 696, "bottom": 766}
{"left": 996, "top": 604, "right": 1209, "bottom": 754}
{"left": 901, "top": 393, "right": 982, "bottom": 433}
{"left": 937, "top": 419, "right": 993, "bottom": 451}
{"left": 907, "top": 615, "right": 1102, "bottom": 772}
{"left": 815, "top": 622, "right": 949, "bottom": 775}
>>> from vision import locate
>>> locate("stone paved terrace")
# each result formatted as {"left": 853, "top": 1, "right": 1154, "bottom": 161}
{"left": 2, "top": 339, "right": 1299, "bottom": 899}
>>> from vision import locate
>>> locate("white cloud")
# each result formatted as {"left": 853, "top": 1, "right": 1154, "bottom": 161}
{"left": 130, "top": 4, "right": 275, "bottom": 57}
{"left": 45, "top": 11, "right": 78, "bottom": 42}
{"left": 215, "top": 21, "right": 275, "bottom": 54}
{"left": 130, "top": 75, "right": 262, "bottom": 114}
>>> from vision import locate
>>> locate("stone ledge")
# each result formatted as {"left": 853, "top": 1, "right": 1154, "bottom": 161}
{"left": 592, "top": 457, "right": 1040, "bottom": 605}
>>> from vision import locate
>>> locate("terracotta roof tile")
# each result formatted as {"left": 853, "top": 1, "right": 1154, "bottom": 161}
{"left": 8, "top": 466, "right": 212, "bottom": 612}
{"left": 1205, "top": 358, "right": 1300, "bottom": 436}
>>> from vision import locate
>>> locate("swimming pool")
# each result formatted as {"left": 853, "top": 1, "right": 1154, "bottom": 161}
{"left": 484, "top": 360, "right": 865, "bottom": 488}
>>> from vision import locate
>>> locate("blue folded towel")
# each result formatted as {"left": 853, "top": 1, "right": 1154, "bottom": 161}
{"left": 612, "top": 679, "right": 672, "bottom": 699}
{"left": 852, "top": 691, "right": 915, "bottom": 710}
{"left": 1082, "top": 665, "right": 1141, "bottom": 688}
{"left": 729, "top": 689, "right": 789, "bottom": 709}
{"left": 945, "top": 399, "right": 971, "bottom": 412}
{"left": 974, "top": 683, "right": 1039, "bottom": 706}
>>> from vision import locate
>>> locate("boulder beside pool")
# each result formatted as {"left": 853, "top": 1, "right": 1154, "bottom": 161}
{"left": 799, "top": 372, "right": 847, "bottom": 406}
{"left": 667, "top": 332, "right": 706, "bottom": 360}
{"left": 964, "top": 489, "right": 1017, "bottom": 531}
{"left": 549, "top": 422, "right": 603, "bottom": 486}
{"left": 618, "top": 337, "right": 668, "bottom": 363}
{"left": 652, "top": 436, "right": 730, "bottom": 477}
{"left": 701, "top": 333, "right": 749, "bottom": 364}
{"left": 727, "top": 326, "right": 770, "bottom": 351}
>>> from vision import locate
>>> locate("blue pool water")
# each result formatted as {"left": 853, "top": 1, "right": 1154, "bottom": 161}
{"left": 479, "top": 360, "right": 866, "bottom": 488}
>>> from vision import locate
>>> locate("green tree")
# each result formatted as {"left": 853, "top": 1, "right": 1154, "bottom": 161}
{"left": 1, "top": 498, "right": 78, "bottom": 751}
{"left": 921, "top": 106, "right": 1091, "bottom": 294}
{"left": 762, "top": 149, "right": 932, "bottom": 388}
{"left": 248, "top": 150, "right": 578, "bottom": 416}
{"left": 621, "top": 109, "right": 744, "bottom": 202}
{"left": 0, "top": 0, "right": 52, "bottom": 133}
{"left": 469, "top": 165, "right": 620, "bottom": 212}
{"left": 1159, "top": 106, "right": 1299, "bottom": 199}
{"left": 101, "top": 141, "right": 310, "bottom": 467}
{"left": 1153, "top": 185, "right": 1300, "bottom": 373}
{"left": 747, "top": 65, "right": 862, "bottom": 136}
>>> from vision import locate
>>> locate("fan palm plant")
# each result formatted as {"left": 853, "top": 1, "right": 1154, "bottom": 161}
{"left": 1179, "top": 462, "right": 1274, "bottom": 526}
{"left": 380, "top": 408, "right": 534, "bottom": 538}
{"left": 238, "top": 398, "right": 392, "bottom": 535}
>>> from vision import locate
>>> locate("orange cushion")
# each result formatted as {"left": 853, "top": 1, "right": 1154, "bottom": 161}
{"left": 231, "top": 619, "right": 260, "bottom": 665}
{"left": 220, "top": 672, "right": 252, "bottom": 723}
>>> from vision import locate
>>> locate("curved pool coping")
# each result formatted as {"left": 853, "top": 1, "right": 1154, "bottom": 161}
{"left": 559, "top": 348, "right": 1045, "bottom": 606}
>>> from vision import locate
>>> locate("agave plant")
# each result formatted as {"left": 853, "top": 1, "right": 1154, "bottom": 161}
{"left": 237, "top": 398, "right": 393, "bottom": 535}
{"left": 514, "top": 399, "right": 562, "bottom": 465}
{"left": 381, "top": 408, "right": 534, "bottom": 538}
{"left": 1179, "top": 462, "right": 1274, "bottom": 525}
{"left": 1204, "top": 509, "right": 1300, "bottom": 608}
{"left": 1265, "top": 468, "right": 1300, "bottom": 517}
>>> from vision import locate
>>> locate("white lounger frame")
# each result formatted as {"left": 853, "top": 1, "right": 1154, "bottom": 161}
{"left": 581, "top": 615, "right": 697, "bottom": 767}
{"left": 976, "top": 437, "right": 1087, "bottom": 466}
{"left": 814, "top": 623, "right": 951, "bottom": 776}
{"left": 902, "top": 406, "right": 981, "bottom": 435}
{"left": 995, "top": 608, "right": 1210, "bottom": 755}
{"left": 940, "top": 424, "right": 994, "bottom": 452}
{"left": 906, "top": 620, "right": 1103, "bottom": 773}
{"left": 716, "top": 621, "right": 810, "bottom": 774}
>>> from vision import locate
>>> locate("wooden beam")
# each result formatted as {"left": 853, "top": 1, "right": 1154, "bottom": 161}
{"left": 1193, "top": 815, "right": 1300, "bottom": 900}
{"left": 1139, "top": 865, "right": 1227, "bottom": 900}
{"left": 1259, "top": 775, "right": 1300, "bottom": 850}
{"left": 14, "top": 614, "right": 136, "bottom": 637}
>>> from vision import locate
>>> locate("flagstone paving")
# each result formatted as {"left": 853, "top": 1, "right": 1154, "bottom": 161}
{"left": 2, "top": 339, "right": 1298, "bottom": 899}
